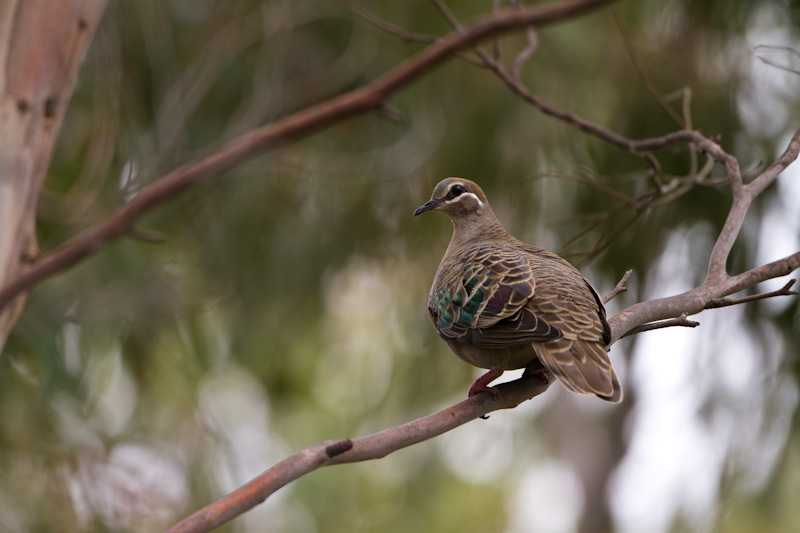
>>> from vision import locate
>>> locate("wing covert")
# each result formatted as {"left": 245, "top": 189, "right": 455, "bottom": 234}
{"left": 429, "top": 246, "right": 561, "bottom": 346}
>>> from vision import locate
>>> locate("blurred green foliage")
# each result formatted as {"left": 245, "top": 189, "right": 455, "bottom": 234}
{"left": 2, "top": 0, "right": 800, "bottom": 531}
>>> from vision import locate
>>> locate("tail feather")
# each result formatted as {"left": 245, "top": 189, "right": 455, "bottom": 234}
{"left": 535, "top": 338, "right": 623, "bottom": 403}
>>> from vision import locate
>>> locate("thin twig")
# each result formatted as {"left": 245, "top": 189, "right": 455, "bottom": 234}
{"left": 682, "top": 87, "right": 698, "bottom": 176}
{"left": 510, "top": 0, "right": 538, "bottom": 80}
{"left": 492, "top": 0, "right": 503, "bottom": 62}
{"left": 704, "top": 280, "right": 797, "bottom": 309}
{"left": 431, "top": 0, "right": 463, "bottom": 29}
{"left": 511, "top": 24, "right": 538, "bottom": 80}
{"left": 614, "top": 10, "right": 683, "bottom": 126}
{"left": 340, "top": 1, "right": 438, "bottom": 43}
{"left": 756, "top": 56, "right": 800, "bottom": 76}
{"left": 579, "top": 210, "right": 648, "bottom": 269}
{"left": 621, "top": 314, "right": 700, "bottom": 338}
{"left": 603, "top": 269, "right": 633, "bottom": 304}
{"left": 431, "top": 0, "right": 501, "bottom": 70}
{"left": 753, "top": 44, "right": 800, "bottom": 59}
{"left": 342, "top": 1, "right": 488, "bottom": 67}
{"left": 534, "top": 172, "right": 640, "bottom": 206}
{"left": 127, "top": 227, "right": 167, "bottom": 244}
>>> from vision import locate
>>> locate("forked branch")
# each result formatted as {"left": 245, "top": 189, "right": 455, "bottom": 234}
{"left": 603, "top": 269, "right": 633, "bottom": 304}
{"left": 704, "top": 279, "right": 797, "bottom": 309}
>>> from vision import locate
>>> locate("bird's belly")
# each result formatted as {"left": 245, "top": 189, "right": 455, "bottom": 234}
{"left": 444, "top": 339, "right": 537, "bottom": 370}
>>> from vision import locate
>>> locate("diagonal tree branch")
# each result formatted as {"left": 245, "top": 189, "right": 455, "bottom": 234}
{"left": 166, "top": 373, "right": 553, "bottom": 533}
{"left": 0, "top": 0, "right": 616, "bottom": 318}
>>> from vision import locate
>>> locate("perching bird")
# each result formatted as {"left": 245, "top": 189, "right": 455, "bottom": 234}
{"left": 415, "top": 177, "right": 622, "bottom": 402}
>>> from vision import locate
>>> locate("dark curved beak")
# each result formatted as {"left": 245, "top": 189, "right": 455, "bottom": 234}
{"left": 414, "top": 198, "right": 442, "bottom": 216}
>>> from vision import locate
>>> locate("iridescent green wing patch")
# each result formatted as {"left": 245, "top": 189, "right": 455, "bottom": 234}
{"left": 430, "top": 245, "right": 561, "bottom": 345}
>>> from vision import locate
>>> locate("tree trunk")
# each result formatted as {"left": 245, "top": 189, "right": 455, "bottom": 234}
{"left": 0, "top": 0, "right": 106, "bottom": 351}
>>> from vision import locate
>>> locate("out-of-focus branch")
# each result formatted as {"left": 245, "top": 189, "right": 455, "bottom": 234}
{"left": 0, "top": 0, "right": 615, "bottom": 318}
{"left": 614, "top": 10, "right": 683, "bottom": 126}
{"left": 341, "top": 1, "right": 438, "bottom": 44}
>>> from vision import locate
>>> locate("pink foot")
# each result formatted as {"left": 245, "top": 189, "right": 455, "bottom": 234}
{"left": 468, "top": 368, "right": 504, "bottom": 398}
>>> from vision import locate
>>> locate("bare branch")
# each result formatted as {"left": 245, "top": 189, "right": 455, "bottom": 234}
{"left": 603, "top": 269, "right": 633, "bottom": 304}
{"left": 431, "top": 0, "right": 463, "bottom": 30}
{"left": 430, "top": 0, "right": 500, "bottom": 69}
{"left": 511, "top": 24, "right": 539, "bottom": 80}
{"left": 747, "top": 127, "right": 800, "bottom": 197}
{"left": 754, "top": 44, "right": 800, "bottom": 59}
{"left": 510, "top": 0, "right": 539, "bottom": 80}
{"left": 727, "top": 252, "right": 800, "bottom": 295}
{"left": 704, "top": 280, "right": 797, "bottom": 309}
{"left": 575, "top": 209, "right": 645, "bottom": 269}
{"left": 492, "top": 0, "right": 503, "bottom": 62}
{"left": 166, "top": 373, "right": 552, "bottom": 533}
{"left": 341, "top": 1, "right": 438, "bottom": 43}
{"left": 756, "top": 55, "right": 800, "bottom": 76}
{"left": 705, "top": 128, "right": 800, "bottom": 282}
{"left": 0, "top": 0, "right": 617, "bottom": 312}
{"left": 606, "top": 128, "right": 800, "bottom": 343}
{"left": 535, "top": 172, "right": 640, "bottom": 207}
{"left": 609, "top": 250, "right": 800, "bottom": 345}
{"left": 753, "top": 44, "right": 800, "bottom": 74}
{"left": 621, "top": 314, "right": 699, "bottom": 338}
{"left": 680, "top": 87, "right": 698, "bottom": 176}
{"left": 614, "top": 10, "right": 683, "bottom": 126}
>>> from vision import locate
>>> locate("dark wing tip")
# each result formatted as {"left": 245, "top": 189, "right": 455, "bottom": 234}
{"left": 595, "top": 371, "right": 623, "bottom": 403}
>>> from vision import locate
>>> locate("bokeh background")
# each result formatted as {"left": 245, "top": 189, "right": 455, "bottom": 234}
{"left": 2, "top": 1, "right": 800, "bottom": 531}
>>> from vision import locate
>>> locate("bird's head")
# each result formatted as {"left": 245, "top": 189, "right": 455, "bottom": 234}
{"left": 414, "top": 177, "right": 489, "bottom": 219}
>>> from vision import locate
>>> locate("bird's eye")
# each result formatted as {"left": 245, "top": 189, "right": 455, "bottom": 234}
{"left": 450, "top": 184, "right": 465, "bottom": 196}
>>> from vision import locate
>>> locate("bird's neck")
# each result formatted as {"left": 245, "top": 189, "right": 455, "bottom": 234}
{"left": 445, "top": 208, "right": 511, "bottom": 257}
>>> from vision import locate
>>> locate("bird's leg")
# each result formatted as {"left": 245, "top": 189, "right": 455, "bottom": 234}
{"left": 468, "top": 368, "right": 504, "bottom": 398}
{"left": 521, "top": 359, "right": 549, "bottom": 382}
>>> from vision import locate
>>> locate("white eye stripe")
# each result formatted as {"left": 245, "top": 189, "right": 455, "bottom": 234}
{"left": 445, "top": 183, "right": 462, "bottom": 195}
{"left": 445, "top": 192, "right": 483, "bottom": 207}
